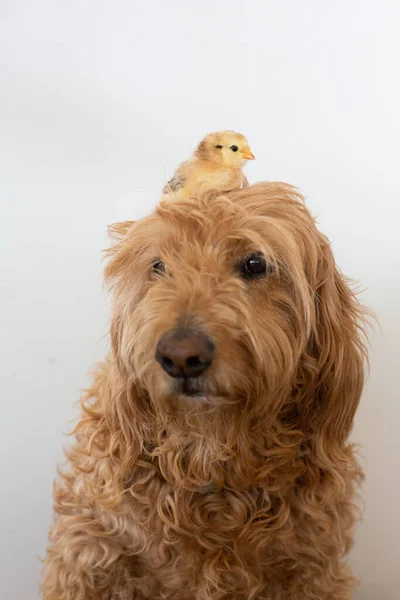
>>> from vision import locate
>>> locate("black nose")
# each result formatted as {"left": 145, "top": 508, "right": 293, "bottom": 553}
{"left": 155, "top": 329, "right": 215, "bottom": 379}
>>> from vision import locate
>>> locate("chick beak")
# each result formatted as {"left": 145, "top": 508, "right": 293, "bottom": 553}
{"left": 241, "top": 148, "right": 255, "bottom": 160}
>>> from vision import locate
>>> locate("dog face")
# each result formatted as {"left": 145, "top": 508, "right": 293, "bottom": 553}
{"left": 106, "top": 183, "right": 366, "bottom": 445}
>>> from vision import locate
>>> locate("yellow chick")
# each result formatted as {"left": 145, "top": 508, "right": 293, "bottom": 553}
{"left": 162, "top": 131, "right": 255, "bottom": 199}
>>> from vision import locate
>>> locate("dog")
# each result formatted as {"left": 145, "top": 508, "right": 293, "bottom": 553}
{"left": 42, "top": 182, "right": 368, "bottom": 599}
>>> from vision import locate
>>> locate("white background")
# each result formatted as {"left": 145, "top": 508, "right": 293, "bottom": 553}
{"left": 1, "top": 2, "right": 399, "bottom": 599}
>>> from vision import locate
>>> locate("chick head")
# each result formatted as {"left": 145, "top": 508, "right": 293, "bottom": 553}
{"left": 195, "top": 131, "right": 255, "bottom": 167}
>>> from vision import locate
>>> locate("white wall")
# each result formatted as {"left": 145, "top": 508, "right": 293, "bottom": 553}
{"left": 1, "top": 2, "right": 399, "bottom": 598}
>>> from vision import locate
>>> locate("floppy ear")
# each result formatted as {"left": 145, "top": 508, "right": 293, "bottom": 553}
{"left": 102, "top": 221, "right": 136, "bottom": 360}
{"left": 71, "top": 361, "right": 152, "bottom": 507}
{"left": 108, "top": 220, "right": 136, "bottom": 238}
{"left": 104, "top": 215, "right": 160, "bottom": 370}
{"left": 104, "top": 220, "right": 136, "bottom": 279}
{"left": 299, "top": 239, "right": 368, "bottom": 449}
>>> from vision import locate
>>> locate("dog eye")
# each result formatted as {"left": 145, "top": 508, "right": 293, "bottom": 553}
{"left": 153, "top": 260, "right": 166, "bottom": 274}
{"left": 215, "top": 145, "right": 223, "bottom": 149}
{"left": 240, "top": 255, "right": 269, "bottom": 279}
{"left": 230, "top": 145, "right": 239, "bottom": 152}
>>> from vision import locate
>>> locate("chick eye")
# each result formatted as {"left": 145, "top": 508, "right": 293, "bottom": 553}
{"left": 215, "top": 145, "right": 223, "bottom": 149}
{"left": 153, "top": 260, "right": 166, "bottom": 274}
{"left": 240, "top": 255, "right": 270, "bottom": 279}
{"left": 230, "top": 145, "right": 239, "bottom": 152}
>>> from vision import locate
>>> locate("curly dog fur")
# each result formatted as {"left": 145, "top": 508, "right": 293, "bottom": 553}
{"left": 42, "top": 182, "right": 368, "bottom": 599}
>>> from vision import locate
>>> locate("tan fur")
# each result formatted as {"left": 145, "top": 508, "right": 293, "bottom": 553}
{"left": 42, "top": 182, "right": 368, "bottom": 600}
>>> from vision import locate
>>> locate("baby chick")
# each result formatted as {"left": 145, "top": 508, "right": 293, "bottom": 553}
{"left": 162, "top": 131, "right": 255, "bottom": 199}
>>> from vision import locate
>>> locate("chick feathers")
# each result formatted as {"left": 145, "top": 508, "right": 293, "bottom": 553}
{"left": 162, "top": 131, "right": 255, "bottom": 200}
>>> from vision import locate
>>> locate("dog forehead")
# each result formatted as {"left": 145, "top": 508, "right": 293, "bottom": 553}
{"left": 152, "top": 192, "right": 309, "bottom": 261}
{"left": 153, "top": 197, "right": 260, "bottom": 255}
{"left": 156, "top": 195, "right": 241, "bottom": 227}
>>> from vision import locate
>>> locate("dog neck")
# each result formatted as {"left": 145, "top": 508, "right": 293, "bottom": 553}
{"left": 196, "top": 482, "right": 218, "bottom": 495}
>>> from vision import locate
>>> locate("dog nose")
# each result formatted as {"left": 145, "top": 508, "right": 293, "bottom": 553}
{"left": 155, "top": 329, "right": 215, "bottom": 379}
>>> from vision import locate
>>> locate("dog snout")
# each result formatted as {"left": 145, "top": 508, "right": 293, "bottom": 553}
{"left": 155, "top": 329, "right": 215, "bottom": 379}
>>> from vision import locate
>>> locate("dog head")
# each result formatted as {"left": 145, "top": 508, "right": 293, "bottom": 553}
{"left": 105, "top": 183, "right": 367, "bottom": 454}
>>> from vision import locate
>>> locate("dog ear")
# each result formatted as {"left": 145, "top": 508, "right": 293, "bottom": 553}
{"left": 108, "top": 220, "right": 136, "bottom": 239}
{"left": 72, "top": 363, "right": 152, "bottom": 506}
{"left": 299, "top": 240, "right": 368, "bottom": 449}
{"left": 105, "top": 217, "right": 158, "bottom": 364}
{"left": 104, "top": 220, "right": 135, "bottom": 271}
{"left": 104, "top": 220, "right": 139, "bottom": 285}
